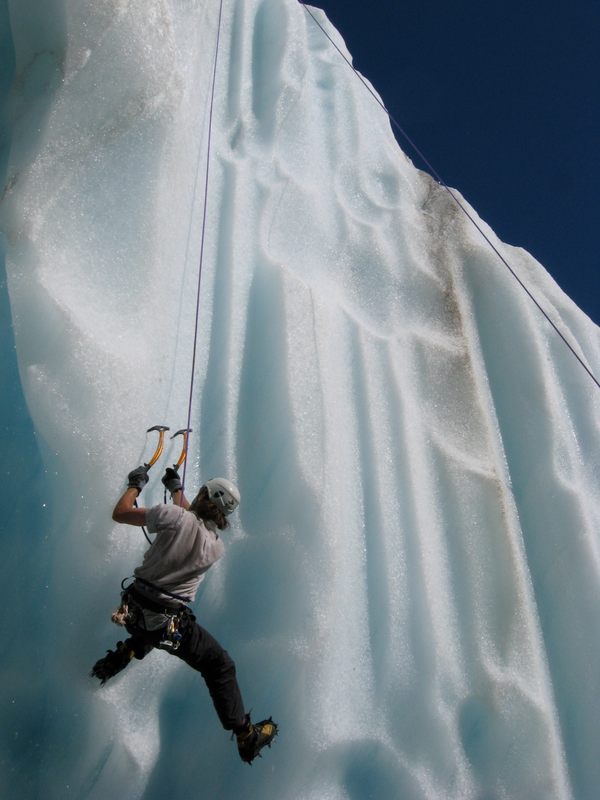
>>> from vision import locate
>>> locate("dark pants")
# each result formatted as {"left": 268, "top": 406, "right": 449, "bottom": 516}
{"left": 124, "top": 614, "right": 246, "bottom": 731}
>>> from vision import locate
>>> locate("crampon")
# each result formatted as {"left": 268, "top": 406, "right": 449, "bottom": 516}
{"left": 236, "top": 717, "right": 278, "bottom": 764}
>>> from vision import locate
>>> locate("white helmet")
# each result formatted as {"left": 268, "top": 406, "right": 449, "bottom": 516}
{"left": 205, "top": 477, "right": 240, "bottom": 515}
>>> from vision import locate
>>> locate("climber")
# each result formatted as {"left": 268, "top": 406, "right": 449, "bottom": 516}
{"left": 90, "top": 464, "right": 278, "bottom": 764}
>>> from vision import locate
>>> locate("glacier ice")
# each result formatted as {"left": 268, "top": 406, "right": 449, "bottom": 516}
{"left": 2, "top": 1, "right": 600, "bottom": 798}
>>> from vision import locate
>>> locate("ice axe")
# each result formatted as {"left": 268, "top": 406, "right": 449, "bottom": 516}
{"left": 170, "top": 428, "right": 192, "bottom": 471}
{"left": 144, "top": 425, "right": 170, "bottom": 469}
{"left": 136, "top": 425, "right": 169, "bottom": 544}
{"left": 166, "top": 428, "right": 192, "bottom": 505}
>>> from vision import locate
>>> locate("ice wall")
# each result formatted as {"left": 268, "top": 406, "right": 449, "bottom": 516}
{"left": 2, "top": 1, "right": 600, "bottom": 799}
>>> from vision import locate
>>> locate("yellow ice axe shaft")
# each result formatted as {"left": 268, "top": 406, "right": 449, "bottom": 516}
{"left": 144, "top": 425, "right": 170, "bottom": 469}
{"left": 171, "top": 428, "right": 192, "bottom": 470}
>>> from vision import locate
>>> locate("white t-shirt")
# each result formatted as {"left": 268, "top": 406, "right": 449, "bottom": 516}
{"left": 134, "top": 504, "right": 225, "bottom": 603}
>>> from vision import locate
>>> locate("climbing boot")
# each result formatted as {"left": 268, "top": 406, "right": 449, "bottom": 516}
{"left": 236, "top": 716, "right": 278, "bottom": 764}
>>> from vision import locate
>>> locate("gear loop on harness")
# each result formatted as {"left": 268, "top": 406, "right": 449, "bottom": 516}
{"left": 112, "top": 577, "right": 195, "bottom": 652}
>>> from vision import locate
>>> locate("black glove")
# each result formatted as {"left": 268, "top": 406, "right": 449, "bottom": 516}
{"left": 90, "top": 641, "right": 134, "bottom": 685}
{"left": 161, "top": 467, "right": 182, "bottom": 494}
{"left": 127, "top": 465, "right": 149, "bottom": 492}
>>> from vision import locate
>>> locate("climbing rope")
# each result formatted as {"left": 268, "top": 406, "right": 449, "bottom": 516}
{"left": 300, "top": 2, "right": 600, "bottom": 392}
{"left": 181, "top": 0, "right": 226, "bottom": 495}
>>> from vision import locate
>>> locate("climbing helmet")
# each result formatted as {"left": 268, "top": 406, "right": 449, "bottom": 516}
{"left": 205, "top": 477, "right": 240, "bottom": 515}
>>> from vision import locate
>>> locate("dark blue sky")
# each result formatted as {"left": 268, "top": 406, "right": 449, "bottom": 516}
{"left": 312, "top": 1, "right": 600, "bottom": 326}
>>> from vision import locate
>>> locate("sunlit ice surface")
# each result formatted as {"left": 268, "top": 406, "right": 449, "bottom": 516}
{"left": 1, "top": 1, "right": 600, "bottom": 798}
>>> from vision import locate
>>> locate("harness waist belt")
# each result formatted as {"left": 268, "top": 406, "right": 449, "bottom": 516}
{"left": 130, "top": 582, "right": 188, "bottom": 614}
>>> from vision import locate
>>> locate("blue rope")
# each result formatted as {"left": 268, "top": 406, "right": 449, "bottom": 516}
{"left": 300, "top": 2, "right": 600, "bottom": 392}
{"left": 182, "top": 0, "right": 226, "bottom": 495}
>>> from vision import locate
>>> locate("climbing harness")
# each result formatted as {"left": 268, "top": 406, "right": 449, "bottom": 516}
{"left": 111, "top": 577, "right": 194, "bottom": 652}
{"left": 299, "top": 2, "right": 600, "bottom": 393}
{"left": 132, "top": 575, "right": 191, "bottom": 605}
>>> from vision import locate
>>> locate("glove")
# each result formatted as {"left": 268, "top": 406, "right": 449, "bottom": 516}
{"left": 127, "top": 465, "right": 149, "bottom": 492}
{"left": 161, "top": 466, "right": 182, "bottom": 494}
{"left": 90, "top": 641, "right": 135, "bottom": 685}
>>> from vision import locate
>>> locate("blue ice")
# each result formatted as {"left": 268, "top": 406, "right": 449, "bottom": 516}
{"left": 1, "top": 2, "right": 600, "bottom": 798}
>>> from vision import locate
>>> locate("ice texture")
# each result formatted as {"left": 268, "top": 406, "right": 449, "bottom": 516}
{"left": 1, "top": 1, "right": 600, "bottom": 799}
